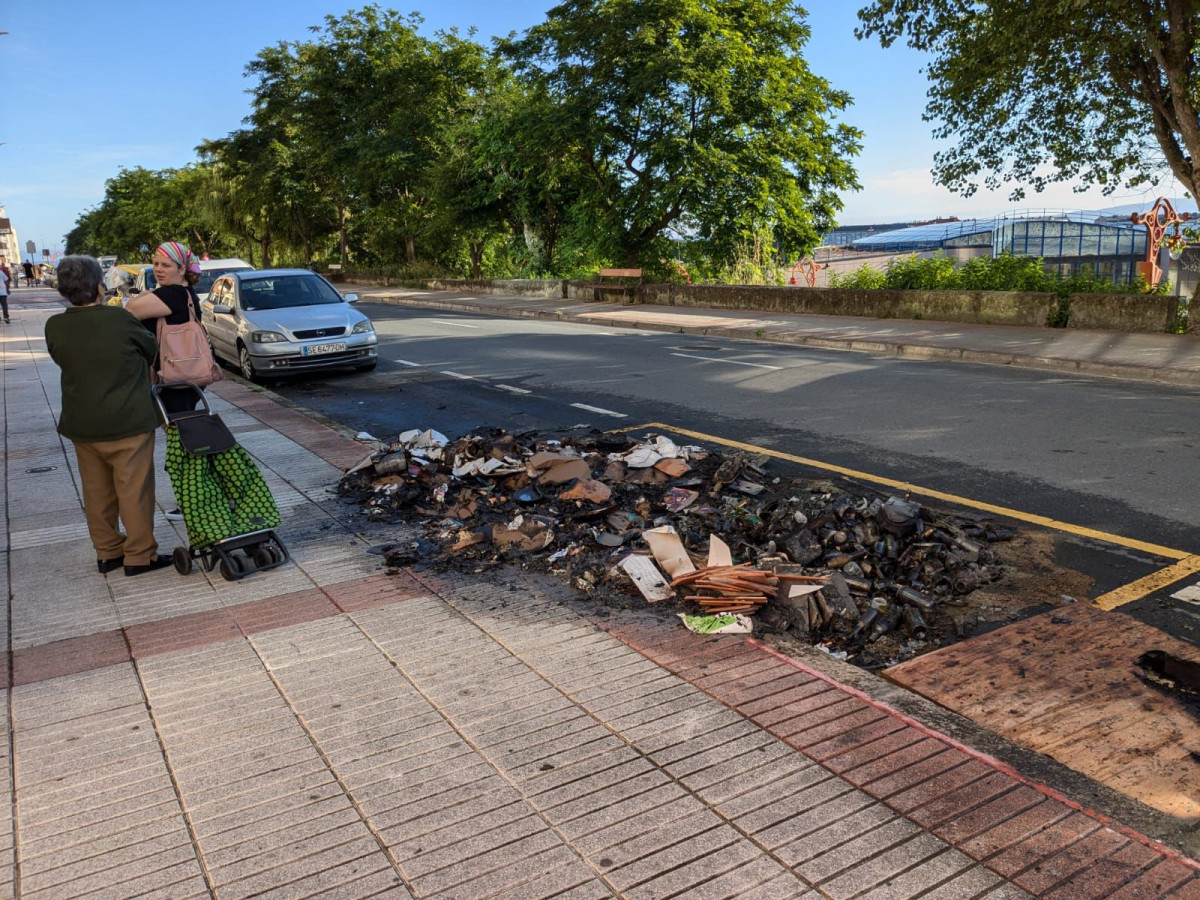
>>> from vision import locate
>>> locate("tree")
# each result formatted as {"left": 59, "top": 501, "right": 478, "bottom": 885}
{"left": 856, "top": 1, "right": 1200, "bottom": 202}
{"left": 63, "top": 167, "right": 201, "bottom": 260}
{"left": 502, "top": 0, "right": 862, "bottom": 266}
{"left": 282, "top": 7, "right": 489, "bottom": 266}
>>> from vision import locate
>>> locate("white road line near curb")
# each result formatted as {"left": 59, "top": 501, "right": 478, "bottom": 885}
{"left": 570, "top": 402, "right": 627, "bottom": 418}
{"left": 670, "top": 352, "right": 781, "bottom": 370}
{"left": 431, "top": 319, "right": 481, "bottom": 328}
{"left": 440, "top": 370, "right": 476, "bottom": 379}
{"left": 496, "top": 384, "right": 532, "bottom": 394}
{"left": 394, "top": 359, "right": 422, "bottom": 367}
{"left": 1170, "top": 583, "right": 1200, "bottom": 604}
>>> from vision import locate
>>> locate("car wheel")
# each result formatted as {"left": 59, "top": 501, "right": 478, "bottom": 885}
{"left": 238, "top": 344, "right": 258, "bottom": 383}
{"left": 355, "top": 361, "right": 377, "bottom": 373}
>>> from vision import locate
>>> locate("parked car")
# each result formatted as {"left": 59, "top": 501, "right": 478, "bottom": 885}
{"left": 200, "top": 269, "right": 377, "bottom": 381}
{"left": 196, "top": 257, "right": 254, "bottom": 303}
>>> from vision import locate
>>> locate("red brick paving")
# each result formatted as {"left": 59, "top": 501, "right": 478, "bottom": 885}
{"left": 11, "top": 571, "right": 430, "bottom": 685}
{"left": 592, "top": 614, "right": 1200, "bottom": 892}
{"left": 12, "top": 630, "right": 130, "bottom": 686}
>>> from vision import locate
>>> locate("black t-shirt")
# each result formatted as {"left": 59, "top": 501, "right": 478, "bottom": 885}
{"left": 142, "top": 284, "right": 201, "bottom": 335}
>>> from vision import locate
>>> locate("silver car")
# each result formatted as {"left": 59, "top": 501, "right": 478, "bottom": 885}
{"left": 201, "top": 269, "right": 378, "bottom": 381}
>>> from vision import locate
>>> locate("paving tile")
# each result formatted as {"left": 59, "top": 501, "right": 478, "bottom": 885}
{"left": 793, "top": 814, "right": 922, "bottom": 883}
{"left": 1043, "top": 838, "right": 1164, "bottom": 899}
{"left": 1011, "top": 825, "right": 1130, "bottom": 895}
{"left": 1106, "top": 858, "right": 1198, "bottom": 899}
{"left": 821, "top": 832, "right": 949, "bottom": 898}
{"left": 985, "top": 811, "right": 1101, "bottom": 878}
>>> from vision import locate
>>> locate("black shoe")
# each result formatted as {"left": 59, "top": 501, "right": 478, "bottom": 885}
{"left": 97, "top": 557, "right": 124, "bottom": 574}
{"left": 124, "top": 554, "right": 173, "bottom": 577}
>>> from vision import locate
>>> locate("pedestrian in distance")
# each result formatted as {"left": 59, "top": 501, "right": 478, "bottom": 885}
{"left": 0, "top": 262, "right": 10, "bottom": 323}
{"left": 45, "top": 255, "right": 173, "bottom": 576}
{"left": 22, "top": 259, "right": 34, "bottom": 286}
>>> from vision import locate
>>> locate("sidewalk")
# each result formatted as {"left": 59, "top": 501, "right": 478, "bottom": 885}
{"left": 3, "top": 296, "right": 1199, "bottom": 898}
{"left": 351, "top": 285, "right": 1200, "bottom": 388}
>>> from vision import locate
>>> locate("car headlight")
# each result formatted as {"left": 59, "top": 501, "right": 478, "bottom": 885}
{"left": 352, "top": 320, "right": 374, "bottom": 334}
{"left": 251, "top": 331, "right": 287, "bottom": 343}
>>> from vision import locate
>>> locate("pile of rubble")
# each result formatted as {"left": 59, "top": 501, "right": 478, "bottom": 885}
{"left": 339, "top": 427, "right": 1016, "bottom": 664}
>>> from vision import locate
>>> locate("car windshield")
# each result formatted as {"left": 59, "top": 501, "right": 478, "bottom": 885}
{"left": 197, "top": 266, "right": 252, "bottom": 294}
{"left": 239, "top": 274, "right": 344, "bottom": 310}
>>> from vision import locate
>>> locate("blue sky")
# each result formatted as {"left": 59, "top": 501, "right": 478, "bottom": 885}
{"left": 9, "top": 1, "right": 1184, "bottom": 256}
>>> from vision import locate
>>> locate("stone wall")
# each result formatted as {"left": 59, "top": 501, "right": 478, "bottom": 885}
{"left": 627, "top": 283, "right": 1178, "bottom": 333}
{"left": 424, "top": 278, "right": 566, "bottom": 299}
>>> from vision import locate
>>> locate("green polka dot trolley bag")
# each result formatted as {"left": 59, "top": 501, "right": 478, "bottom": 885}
{"left": 155, "top": 383, "right": 289, "bottom": 580}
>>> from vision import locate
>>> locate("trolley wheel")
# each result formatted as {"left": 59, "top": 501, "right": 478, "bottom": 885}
{"left": 252, "top": 547, "right": 274, "bottom": 569}
{"left": 173, "top": 546, "right": 193, "bottom": 576}
{"left": 219, "top": 554, "right": 247, "bottom": 581}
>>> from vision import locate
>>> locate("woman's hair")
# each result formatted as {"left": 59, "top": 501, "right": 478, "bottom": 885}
{"left": 55, "top": 255, "right": 103, "bottom": 306}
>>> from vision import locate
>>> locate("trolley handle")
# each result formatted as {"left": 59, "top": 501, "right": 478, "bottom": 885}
{"left": 152, "top": 382, "right": 211, "bottom": 426}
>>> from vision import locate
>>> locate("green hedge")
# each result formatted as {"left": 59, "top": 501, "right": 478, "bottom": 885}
{"left": 829, "top": 252, "right": 1165, "bottom": 295}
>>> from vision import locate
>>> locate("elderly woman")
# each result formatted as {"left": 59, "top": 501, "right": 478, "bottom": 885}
{"left": 45, "top": 255, "right": 171, "bottom": 576}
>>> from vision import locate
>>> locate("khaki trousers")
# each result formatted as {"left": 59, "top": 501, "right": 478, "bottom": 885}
{"left": 73, "top": 431, "right": 157, "bottom": 565}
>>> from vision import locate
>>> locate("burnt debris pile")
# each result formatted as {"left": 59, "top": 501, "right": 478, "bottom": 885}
{"left": 339, "top": 427, "right": 1016, "bottom": 664}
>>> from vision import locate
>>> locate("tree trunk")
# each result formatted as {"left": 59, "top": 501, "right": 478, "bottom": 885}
{"left": 469, "top": 242, "right": 483, "bottom": 280}
{"left": 338, "top": 202, "right": 348, "bottom": 268}
{"left": 404, "top": 234, "right": 416, "bottom": 265}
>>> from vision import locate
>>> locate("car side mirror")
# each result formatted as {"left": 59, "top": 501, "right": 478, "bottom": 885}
{"left": 344, "top": 293, "right": 359, "bottom": 303}
{"left": 212, "top": 303, "right": 233, "bottom": 315}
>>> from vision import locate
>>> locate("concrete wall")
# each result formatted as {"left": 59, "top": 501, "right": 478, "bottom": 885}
{"left": 425, "top": 278, "right": 566, "bottom": 299}
{"left": 639, "top": 283, "right": 1061, "bottom": 327}
{"left": 640, "top": 283, "right": 1174, "bottom": 333}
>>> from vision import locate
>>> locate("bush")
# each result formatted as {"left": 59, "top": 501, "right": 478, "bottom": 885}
{"left": 828, "top": 252, "right": 1158, "bottom": 295}
{"left": 883, "top": 254, "right": 957, "bottom": 290}
{"left": 828, "top": 264, "right": 888, "bottom": 290}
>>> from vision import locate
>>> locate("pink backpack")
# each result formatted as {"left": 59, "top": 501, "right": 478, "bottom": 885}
{"left": 154, "top": 294, "right": 223, "bottom": 387}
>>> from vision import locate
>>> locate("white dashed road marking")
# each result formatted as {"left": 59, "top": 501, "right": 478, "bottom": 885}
{"left": 570, "top": 403, "right": 627, "bottom": 418}
{"left": 670, "top": 352, "right": 781, "bottom": 370}
{"left": 440, "top": 371, "right": 476, "bottom": 380}
{"left": 496, "top": 384, "right": 532, "bottom": 394}
{"left": 394, "top": 359, "right": 422, "bottom": 367}
{"left": 431, "top": 320, "right": 481, "bottom": 328}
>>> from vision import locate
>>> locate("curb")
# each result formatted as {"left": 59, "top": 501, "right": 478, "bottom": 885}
{"left": 358, "top": 291, "right": 1200, "bottom": 389}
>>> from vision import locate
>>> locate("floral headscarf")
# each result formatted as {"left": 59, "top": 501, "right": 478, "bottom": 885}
{"left": 155, "top": 241, "right": 201, "bottom": 275}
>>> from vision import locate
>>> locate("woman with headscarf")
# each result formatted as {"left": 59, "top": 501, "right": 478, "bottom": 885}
{"left": 126, "top": 241, "right": 206, "bottom": 521}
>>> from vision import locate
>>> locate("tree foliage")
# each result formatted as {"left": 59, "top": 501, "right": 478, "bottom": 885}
{"left": 68, "top": 3, "right": 862, "bottom": 279}
{"left": 856, "top": 0, "right": 1200, "bottom": 201}
{"left": 503, "top": 0, "right": 862, "bottom": 265}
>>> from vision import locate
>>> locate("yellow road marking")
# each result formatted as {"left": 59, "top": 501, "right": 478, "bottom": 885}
{"left": 616, "top": 422, "right": 1195, "bottom": 607}
{"left": 1092, "top": 555, "right": 1200, "bottom": 610}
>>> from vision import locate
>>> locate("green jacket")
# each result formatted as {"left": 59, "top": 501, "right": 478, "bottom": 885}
{"left": 45, "top": 304, "right": 160, "bottom": 443}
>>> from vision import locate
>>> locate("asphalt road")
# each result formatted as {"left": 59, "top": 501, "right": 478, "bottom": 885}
{"left": 269, "top": 301, "right": 1200, "bottom": 644}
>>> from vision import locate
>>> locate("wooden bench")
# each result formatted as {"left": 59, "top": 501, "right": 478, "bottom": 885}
{"left": 590, "top": 267, "right": 643, "bottom": 303}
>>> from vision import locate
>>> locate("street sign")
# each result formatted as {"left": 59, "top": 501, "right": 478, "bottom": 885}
{"left": 42, "top": 249, "right": 49, "bottom": 258}
{"left": 25, "top": 240, "right": 34, "bottom": 254}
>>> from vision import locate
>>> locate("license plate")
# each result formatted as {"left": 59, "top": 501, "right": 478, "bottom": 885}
{"left": 302, "top": 342, "right": 347, "bottom": 357}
